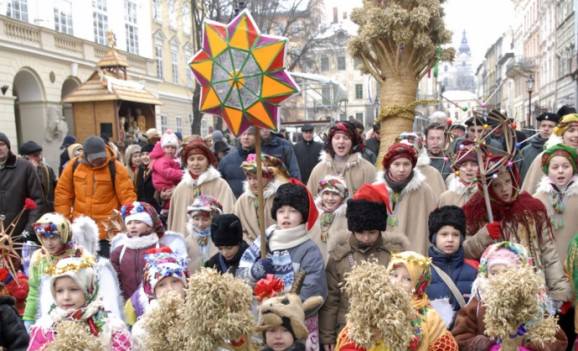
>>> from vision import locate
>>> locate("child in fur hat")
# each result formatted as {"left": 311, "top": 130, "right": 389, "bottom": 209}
{"left": 426, "top": 206, "right": 478, "bottom": 327}
{"left": 131, "top": 247, "right": 188, "bottom": 351}
{"left": 27, "top": 256, "right": 132, "bottom": 351}
{"left": 204, "top": 213, "right": 249, "bottom": 275}
{"left": 234, "top": 153, "right": 287, "bottom": 242}
{"left": 110, "top": 201, "right": 165, "bottom": 300}
{"left": 23, "top": 213, "right": 91, "bottom": 326}
{"left": 185, "top": 194, "right": 222, "bottom": 272}
{"left": 238, "top": 180, "right": 328, "bottom": 350}
{"left": 319, "top": 183, "right": 408, "bottom": 349}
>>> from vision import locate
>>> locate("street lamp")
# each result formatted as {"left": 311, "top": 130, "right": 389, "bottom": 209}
{"left": 526, "top": 75, "right": 534, "bottom": 128}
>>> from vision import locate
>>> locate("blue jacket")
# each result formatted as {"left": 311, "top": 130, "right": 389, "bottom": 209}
{"left": 261, "top": 134, "right": 301, "bottom": 180}
{"left": 218, "top": 146, "right": 254, "bottom": 198}
{"left": 426, "top": 245, "right": 477, "bottom": 311}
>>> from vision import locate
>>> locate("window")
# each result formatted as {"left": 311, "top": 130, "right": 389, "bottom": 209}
{"left": 160, "top": 115, "right": 168, "bottom": 133}
{"left": 168, "top": 0, "right": 177, "bottom": 29}
{"left": 125, "top": 0, "right": 138, "bottom": 54}
{"left": 152, "top": 0, "right": 161, "bottom": 21}
{"left": 355, "top": 84, "right": 363, "bottom": 100}
{"left": 322, "top": 86, "right": 331, "bottom": 105}
{"left": 321, "top": 56, "right": 329, "bottom": 71}
{"left": 7, "top": 0, "right": 28, "bottom": 21}
{"left": 93, "top": 0, "right": 108, "bottom": 45}
{"left": 355, "top": 112, "right": 363, "bottom": 121}
{"left": 176, "top": 117, "right": 183, "bottom": 134}
{"left": 332, "top": 7, "right": 338, "bottom": 23}
{"left": 183, "top": 3, "right": 191, "bottom": 35}
{"left": 155, "top": 44, "right": 164, "bottom": 79}
{"left": 339, "top": 112, "right": 346, "bottom": 121}
{"left": 171, "top": 40, "right": 179, "bottom": 83}
{"left": 54, "top": 1, "right": 73, "bottom": 35}
{"left": 337, "top": 56, "right": 346, "bottom": 70}
{"left": 184, "top": 44, "right": 193, "bottom": 87}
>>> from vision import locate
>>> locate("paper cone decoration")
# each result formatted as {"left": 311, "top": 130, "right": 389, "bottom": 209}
{"left": 189, "top": 9, "right": 300, "bottom": 136}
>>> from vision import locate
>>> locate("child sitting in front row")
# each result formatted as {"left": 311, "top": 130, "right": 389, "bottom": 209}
{"left": 27, "top": 256, "right": 132, "bottom": 351}
{"left": 204, "top": 214, "right": 249, "bottom": 275}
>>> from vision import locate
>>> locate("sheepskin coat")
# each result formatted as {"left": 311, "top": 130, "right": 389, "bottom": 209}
{"left": 233, "top": 180, "right": 280, "bottom": 242}
{"left": 167, "top": 167, "right": 235, "bottom": 235}
{"left": 534, "top": 175, "right": 578, "bottom": 262}
{"left": 307, "top": 152, "right": 376, "bottom": 197}
{"left": 310, "top": 197, "right": 349, "bottom": 264}
{"left": 438, "top": 176, "right": 478, "bottom": 208}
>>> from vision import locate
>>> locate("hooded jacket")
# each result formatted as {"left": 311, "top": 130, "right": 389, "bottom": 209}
{"left": 54, "top": 147, "right": 137, "bottom": 240}
{"left": 218, "top": 146, "right": 254, "bottom": 198}
{"left": 149, "top": 142, "right": 183, "bottom": 191}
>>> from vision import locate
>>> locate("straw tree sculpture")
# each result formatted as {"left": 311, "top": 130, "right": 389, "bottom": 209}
{"left": 349, "top": 0, "right": 454, "bottom": 163}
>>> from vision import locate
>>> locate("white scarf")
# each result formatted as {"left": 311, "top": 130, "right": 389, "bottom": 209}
{"left": 268, "top": 224, "right": 309, "bottom": 252}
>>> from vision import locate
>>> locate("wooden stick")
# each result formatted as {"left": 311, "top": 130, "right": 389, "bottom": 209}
{"left": 476, "top": 146, "right": 494, "bottom": 223}
{"left": 255, "top": 129, "right": 268, "bottom": 259}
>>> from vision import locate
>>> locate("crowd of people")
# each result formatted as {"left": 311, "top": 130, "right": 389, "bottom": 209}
{"left": 1, "top": 105, "right": 578, "bottom": 350}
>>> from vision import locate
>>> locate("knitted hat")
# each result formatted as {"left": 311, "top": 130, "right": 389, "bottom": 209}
{"left": 271, "top": 180, "right": 319, "bottom": 231}
{"left": 536, "top": 112, "right": 560, "bottom": 124}
{"left": 554, "top": 113, "right": 578, "bottom": 136}
{"left": 478, "top": 242, "right": 531, "bottom": 278}
{"left": 428, "top": 205, "right": 466, "bottom": 243}
{"left": 83, "top": 136, "right": 107, "bottom": 162}
{"left": 0, "top": 132, "right": 10, "bottom": 149}
{"left": 387, "top": 251, "right": 432, "bottom": 297}
{"left": 142, "top": 247, "right": 188, "bottom": 298}
{"left": 18, "top": 141, "right": 42, "bottom": 155}
{"left": 325, "top": 121, "right": 362, "bottom": 156}
{"left": 122, "top": 201, "right": 154, "bottom": 227}
{"left": 49, "top": 256, "right": 98, "bottom": 303}
{"left": 541, "top": 143, "right": 578, "bottom": 174}
{"left": 210, "top": 214, "right": 243, "bottom": 247}
{"left": 181, "top": 139, "right": 217, "bottom": 166}
{"left": 346, "top": 183, "right": 389, "bottom": 233}
{"left": 382, "top": 142, "right": 417, "bottom": 170}
{"left": 61, "top": 135, "right": 76, "bottom": 150}
{"left": 318, "top": 175, "right": 348, "bottom": 199}
{"left": 161, "top": 130, "right": 179, "bottom": 148}
{"left": 187, "top": 194, "right": 223, "bottom": 216}
{"left": 33, "top": 212, "right": 72, "bottom": 244}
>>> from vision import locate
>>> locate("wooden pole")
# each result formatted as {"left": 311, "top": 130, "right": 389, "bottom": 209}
{"left": 255, "top": 128, "right": 268, "bottom": 258}
{"left": 476, "top": 146, "right": 494, "bottom": 223}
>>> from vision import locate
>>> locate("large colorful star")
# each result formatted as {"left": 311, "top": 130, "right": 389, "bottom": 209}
{"left": 189, "top": 9, "right": 300, "bottom": 136}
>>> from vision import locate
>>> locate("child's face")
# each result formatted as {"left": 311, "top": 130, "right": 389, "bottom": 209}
{"left": 246, "top": 173, "right": 271, "bottom": 194}
{"left": 154, "top": 276, "right": 185, "bottom": 299}
{"left": 276, "top": 205, "right": 303, "bottom": 229}
{"left": 548, "top": 155, "right": 574, "bottom": 188}
{"left": 388, "top": 265, "right": 413, "bottom": 295}
{"left": 54, "top": 276, "right": 86, "bottom": 311}
{"left": 490, "top": 170, "right": 514, "bottom": 203}
{"left": 488, "top": 263, "right": 509, "bottom": 279}
{"left": 321, "top": 192, "right": 343, "bottom": 212}
{"left": 126, "top": 220, "right": 153, "bottom": 238}
{"left": 192, "top": 212, "right": 212, "bottom": 231}
{"left": 141, "top": 152, "right": 151, "bottom": 165}
{"left": 163, "top": 145, "right": 177, "bottom": 158}
{"left": 388, "top": 158, "right": 413, "bottom": 182}
{"left": 353, "top": 230, "right": 380, "bottom": 248}
{"left": 218, "top": 245, "right": 240, "bottom": 261}
{"left": 435, "top": 225, "right": 461, "bottom": 255}
{"left": 265, "top": 326, "right": 295, "bottom": 351}
{"left": 458, "top": 160, "right": 479, "bottom": 184}
{"left": 562, "top": 123, "right": 578, "bottom": 148}
{"left": 187, "top": 154, "right": 209, "bottom": 176}
{"left": 42, "top": 236, "right": 65, "bottom": 255}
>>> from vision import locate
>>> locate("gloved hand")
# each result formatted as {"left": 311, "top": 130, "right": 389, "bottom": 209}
{"left": 250, "top": 258, "right": 274, "bottom": 280}
{"left": 486, "top": 221, "right": 502, "bottom": 240}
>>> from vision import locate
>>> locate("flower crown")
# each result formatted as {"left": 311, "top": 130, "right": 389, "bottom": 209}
{"left": 121, "top": 201, "right": 146, "bottom": 219}
{"left": 33, "top": 222, "right": 60, "bottom": 239}
{"left": 46, "top": 256, "right": 96, "bottom": 276}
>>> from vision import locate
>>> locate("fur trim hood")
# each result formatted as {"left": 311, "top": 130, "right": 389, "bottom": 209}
{"left": 535, "top": 175, "right": 578, "bottom": 197}
{"left": 318, "top": 150, "right": 363, "bottom": 170}
{"left": 417, "top": 149, "right": 431, "bottom": 167}
{"left": 446, "top": 175, "right": 473, "bottom": 195}
{"left": 374, "top": 168, "right": 426, "bottom": 195}
{"left": 242, "top": 179, "right": 282, "bottom": 199}
{"left": 181, "top": 166, "right": 221, "bottom": 188}
{"left": 71, "top": 216, "right": 100, "bottom": 256}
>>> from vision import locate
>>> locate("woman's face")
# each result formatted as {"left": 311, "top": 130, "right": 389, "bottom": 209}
{"left": 140, "top": 152, "right": 151, "bottom": 166}
{"left": 388, "top": 265, "right": 413, "bottom": 295}
{"left": 490, "top": 170, "right": 514, "bottom": 202}
{"left": 331, "top": 132, "right": 352, "bottom": 157}
{"left": 388, "top": 158, "right": 413, "bottom": 182}
{"left": 563, "top": 123, "right": 578, "bottom": 148}
{"left": 458, "top": 161, "right": 479, "bottom": 184}
{"left": 130, "top": 152, "right": 142, "bottom": 167}
{"left": 548, "top": 155, "right": 574, "bottom": 188}
{"left": 187, "top": 154, "right": 209, "bottom": 176}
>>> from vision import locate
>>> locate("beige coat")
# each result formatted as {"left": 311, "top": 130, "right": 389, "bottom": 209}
{"left": 307, "top": 152, "right": 376, "bottom": 197}
{"left": 184, "top": 221, "right": 218, "bottom": 273}
{"left": 438, "top": 176, "right": 478, "bottom": 208}
{"left": 310, "top": 199, "right": 349, "bottom": 264}
{"left": 534, "top": 175, "right": 578, "bottom": 262}
{"left": 167, "top": 167, "right": 235, "bottom": 234}
{"left": 233, "top": 180, "right": 280, "bottom": 242}
{"left": 417, "top": 152, "right": 446, "bottom": 202}
{"left": 374, "top": 169, "right": 436, "bottom": 255}
{"left": 521, "top": 151, "right": 545, "bottom": 194}
{"left": 319, "top": 232, "right": 408, "bottom": 345}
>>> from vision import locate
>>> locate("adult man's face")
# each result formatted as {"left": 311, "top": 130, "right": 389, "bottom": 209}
{"left": 259, "top": 129, "right": 272, "bottom": 140}
{"left": 426, "top": 129, "right": 445, "bottom": 155}
{"left": 88, "top": 157, "right": 106, "bottom": 168}
{"left": 302, "top": 130, "right": 314, "bottom": 142}
{"left": 0, "top": 142, "right": 8, "bottom": 161}
{"left": 25, "top": 153, "right": 43, "bottom": 167}
{"left": 538, "top": 120, "right": 556, "bottom": 139}
{"left": 239, "top": 131, "right": 256, "bottom": 150}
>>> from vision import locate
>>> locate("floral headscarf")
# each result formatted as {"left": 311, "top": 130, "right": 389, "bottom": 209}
{"left": 33, "top": 213, "right": 72, "bottom": 244}
{"left": 387, "top": 251, "right": 432, "bottom": 307}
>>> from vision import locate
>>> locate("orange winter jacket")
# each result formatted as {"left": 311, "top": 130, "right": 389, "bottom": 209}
{"left": 55, "top": 149, "right": 137, "bottom": 240}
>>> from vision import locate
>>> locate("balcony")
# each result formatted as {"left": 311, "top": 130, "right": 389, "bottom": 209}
{"left": 506, "top": 57, "right": 537, "bottom": 78}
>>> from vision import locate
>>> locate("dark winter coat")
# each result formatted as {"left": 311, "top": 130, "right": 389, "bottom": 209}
{"left": 218, "top": 146, "right": 254, "bottom": 198}
{"left": 135, "top": 165, "right": 160, "bottom": 212}
{"left": 0, "top": 152, "right": 46, "bottom": 237}
{"left": 429, "top": 154, "right": 452, "bottom": 180}
{"left": 59, "top": 149, "right": 69, "bottom": 175}
{"left": 36, "top": 163, "right": 56, "bottom": 212}
{"left": 204, "top": 241, "right": 249, "bottom": 275}
{"left": 361, "top": 147, "right": 377, "bottom": 165}
{"left": 426, "top": 245, "right": 477, "bottom": 312}
{"left": 365, "top": 137, "right": 380, "bottom": 156}
{"left": 519, "top": 135, "right": 547, "bottom": 181}
{"left": 261, "top": 134, "right": 301, "bottom": 180}
{"left": 293, "top": 140, "right": 323, "bottom": 184}
{"left": 0, "top": 296, "right": 29, "bottom": 351}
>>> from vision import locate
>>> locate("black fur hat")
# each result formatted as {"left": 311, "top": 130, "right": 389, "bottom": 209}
{"left": 346, "top": 199, "right": 387, "bottom": 232}
{"left": 211, "top": 214, "right": 243, "bottom": 247}
{"left": 428, "top": 205, "right": 466, "bottom": 243}
{"left": 271, "top": 183, "right": 309, "bottom": 224}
